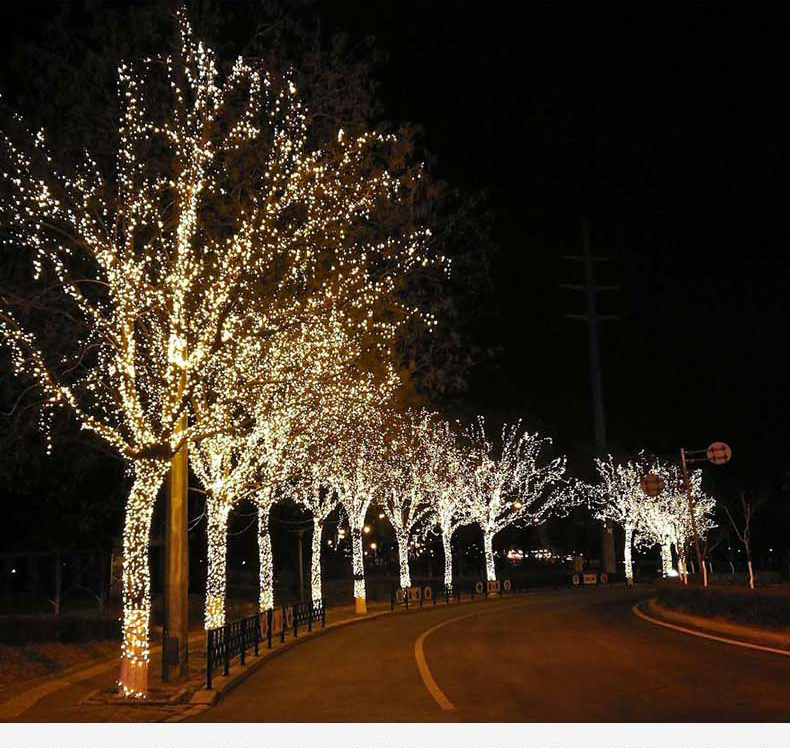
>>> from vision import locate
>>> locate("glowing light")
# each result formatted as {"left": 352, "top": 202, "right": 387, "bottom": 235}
{"left": 464, "top": 418, "right": 568, "bottom": 583}
{"left": 0, "top": 4, "right": 444, "bottom": 696}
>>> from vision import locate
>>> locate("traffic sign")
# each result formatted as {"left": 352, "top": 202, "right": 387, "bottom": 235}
{"left": 640, "top": 473, "right": 665, "bottom": 497}
{"left": 706, "top": 441, "right": 732, "bottom": 465}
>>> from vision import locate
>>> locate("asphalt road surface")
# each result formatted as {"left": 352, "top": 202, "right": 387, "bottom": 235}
{"left": 192, "top": 587, "right": 790, "bottom": 721}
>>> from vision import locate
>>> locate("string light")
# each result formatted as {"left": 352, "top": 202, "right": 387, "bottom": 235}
{"left": 0, "top": 7, "right": 442, "bottom": 697}
{"left": 463, "top": 417, "right": 568, "bottom": 583}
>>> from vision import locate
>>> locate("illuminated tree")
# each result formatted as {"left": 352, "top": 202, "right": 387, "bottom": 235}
{"left": 325, "top": 406, "right": 389, "bottom": 614}
{"left": 591, "top": 455, "right": 654, "bottom": 585}
{"left": 417, "top": 417, "right": 471, "bottom": 589}
{"left": 377, "top": 410, "right": 440, "bottom": 589}
{"left": 464, "top": 417, "right": 567, "bottom": 583}
{"left": 0, "top": 8, "right": 439, "bottom": 696}
{"left": 634, "top": 460, "right": 715, "bottom": 580}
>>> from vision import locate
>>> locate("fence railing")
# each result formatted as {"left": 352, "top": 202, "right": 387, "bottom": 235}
{"left": 390, "top": 579, "right": 529, "bottom": 610}
{"left": 206, "top": 599, "right": 326, "bottom": 689}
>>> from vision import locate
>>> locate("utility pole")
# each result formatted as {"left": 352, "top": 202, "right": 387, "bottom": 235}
{"left": 561, "top": 218, "right": 619, "bottom": 575}
{"left": 164, "top": 369, "right": 189, "bottom": 682}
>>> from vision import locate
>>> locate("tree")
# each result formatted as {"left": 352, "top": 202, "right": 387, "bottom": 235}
{"left": 421, "top": 417, "right": 471, "bottom": 589}
{"left": 463, "top": 417, "right": 567, "bottom": 583}
{"left": 0, "top": 8, "right": 437, "bottom": 696}
{"left": 325, "top": 406, "right": 389, "bottom": 614}
{"left": 724, "top": 490, "right": 767, "bottom": 589}
{"left": 377, "top": 410, "right": 439, "bottom": 589}
{"left": 635, "top": 459, "right": 716, "bottom": 581}
{"left": 590, "top": 454, "right": 653, "bottom": 585}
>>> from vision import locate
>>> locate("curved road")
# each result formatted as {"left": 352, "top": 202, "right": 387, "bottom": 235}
{"left": 192, "top": 587, "right": 790, "bottom": 721}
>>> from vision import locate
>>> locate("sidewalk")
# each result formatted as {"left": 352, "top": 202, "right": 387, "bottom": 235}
{"left": 1, "top": 599, "right": 398, "bottom": 722}
{"left": 636, "top": 598, "right": 790, "bottom": 654}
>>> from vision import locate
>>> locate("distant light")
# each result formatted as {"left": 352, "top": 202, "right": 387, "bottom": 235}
{"left": 512, "top": 501, "right": 523, "bottom": 510}
{"left": 370, "top": 543, "right": 377, "bottom": 550}
{"left": 241, "top": 560, "right": 246, "bottom": 565}
{"left": 378, "top": 512, "right": 385, "bottom": 519}
{"left": 10, "top": 568, "right": 16, "bottom": 574}
{"left": 363, "top": 525, "right": 371, "bottom": 534}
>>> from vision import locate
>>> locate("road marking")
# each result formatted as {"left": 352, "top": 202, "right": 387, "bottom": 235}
{"left": 632, "top": 602, "right": 790, "bottom": 657}
{"left": 414, "top": 601, "right": 528, "bottom": 711}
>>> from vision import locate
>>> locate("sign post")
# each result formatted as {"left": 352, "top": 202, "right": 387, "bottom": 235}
{"left": 679, "top": 442, "right": 732, "bottom": 588}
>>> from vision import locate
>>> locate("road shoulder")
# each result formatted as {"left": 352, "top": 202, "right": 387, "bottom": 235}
{"left": 634, "top": 597, "right": 790, "bottom": 655}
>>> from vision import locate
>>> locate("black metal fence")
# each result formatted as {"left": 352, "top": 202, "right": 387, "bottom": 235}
{"left": 206, "top": 599, "right": 326, "bottom": 689}
{"left": 390, "top": 579, "right": 532, "bottom": 610}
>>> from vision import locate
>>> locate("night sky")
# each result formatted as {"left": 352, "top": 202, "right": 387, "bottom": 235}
{"left": 1, "top": 1, "right": 788, "bottom": 514}
{"left": 315, "top": 2, "right": 790, "bottom": 490}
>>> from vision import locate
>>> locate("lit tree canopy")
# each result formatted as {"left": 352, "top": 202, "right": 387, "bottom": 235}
{"left": 377, "top": 409, "right": 440, "bottom": 589}
{"left": 634, "top": 459, "right": 716, "bottom": 579}
{"left": 463, "top": 417, "right": 568, "bottom": 582}
{"left": 590, "top": 454, "right": 654, "bottom": 584}
{"left": 0, "top": 8, "right": 442, "bottom": 697}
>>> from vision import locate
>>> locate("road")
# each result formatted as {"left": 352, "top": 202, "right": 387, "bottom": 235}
{"left": 192, "top": 587, "right": 790, "bottom": 721}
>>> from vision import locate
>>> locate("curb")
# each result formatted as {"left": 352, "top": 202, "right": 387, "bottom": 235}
{"left": 633, "top": 598, "right": 790, "bottom": 657}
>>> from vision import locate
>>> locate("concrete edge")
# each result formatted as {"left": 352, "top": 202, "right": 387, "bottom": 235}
{"left": 633, "top": 598, "right": 790, "bottom": 656}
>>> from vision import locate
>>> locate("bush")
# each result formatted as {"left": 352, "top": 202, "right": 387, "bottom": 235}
{"left": 657, "top": 583, "right": 790, "bottom": 629}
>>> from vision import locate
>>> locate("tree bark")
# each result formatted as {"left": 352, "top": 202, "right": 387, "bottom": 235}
{"left": 351, "top": 526, "right": 366, "bottom": 613}
{"left": 483, "top": 529, "right": 496, "bottom": 582}
{"left": 118, "top": 460, "right": 168, "bottom": 699}
{"left": 396, "top": 530, "right": 411, "bottom": 589}
{"left": 204, "top": 501, "right": 229, "bottom": 629}
{"left": 660, "top": 538, "right": 673, "bottom": 578}
{"left": 442, "top": 527, "right": 454, "bottom": 589}
{"left": 258, "top": 505, "right": 274, "bottom": 612}
{"left": 310, "top": 516, "right": 323, "bottom": 605}
{"left": 624, "top": 525, "right": 634, "bottom": 586}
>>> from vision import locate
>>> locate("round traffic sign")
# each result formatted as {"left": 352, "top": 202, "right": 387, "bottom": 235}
{"left": 706, "top": 441, "right": 732, "bottom": 465}
{"left": 503, "top": 579, "right": 512, "bottom": 591}
{"left": 640, "top": 473, "right": 665, "bottom": 497}
{"left": 474, "top": 581, "right": 484, "bottom": 594}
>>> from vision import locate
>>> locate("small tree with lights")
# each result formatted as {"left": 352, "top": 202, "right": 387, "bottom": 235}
{"left": 463, "top": 417, "right": 567, "bottom": 583}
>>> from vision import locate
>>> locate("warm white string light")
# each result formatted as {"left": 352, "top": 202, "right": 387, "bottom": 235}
{"left": 0, "top": 6, "right": 442, "bottom": 696}
{"left": 463, "top": 417, "right": 568, "bottom": 583}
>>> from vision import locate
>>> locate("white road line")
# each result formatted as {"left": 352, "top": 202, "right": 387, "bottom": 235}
{"left": 414, "top": 601, "right": 529, "bottom": 711}
{"left": 632, "top": 601, "right": 790, "bottom": 657}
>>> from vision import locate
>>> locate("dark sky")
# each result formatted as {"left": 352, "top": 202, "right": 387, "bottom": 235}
{"left": 317, "top": 2, "right": 790, "bottom": 489}
{"left": 1, "top": 1, "right": 788, "bottom": 492}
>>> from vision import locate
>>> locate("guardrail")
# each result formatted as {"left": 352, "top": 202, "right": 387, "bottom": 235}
{"left": 206, "top": 599, "right": 326, "bottom": 689}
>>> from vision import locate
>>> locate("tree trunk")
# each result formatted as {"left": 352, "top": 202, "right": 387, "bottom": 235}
{"left": 118, "top": 460, "right": 168, "bottom": 699}
{"left": 747, "top": 556, "right": 755, "bottom": 589}
{"left": 396, "top": 530, "right": 411, "bottom": 589}
{"left": 351, "top": 526, "right": 366, "bottom": 613}
{"left": 442, "top": 527, "right": 454, "bottom": 589}
{"left": 310, "top": 516, "right": 323, "bottom": 605}
{"left": 624, "top": 525, "right": 634, "bottom": 586}
{"left": 204, "top": 501, "right": 229, "bottom": 630}
{"left": 258, "top": 505, "right": 274, "bottom": 611}
{"left": 660, "top": 538, "right": 673, "bottom": 578}
{"left": 483, "top": 529, "right": 496, "bottom": 583}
